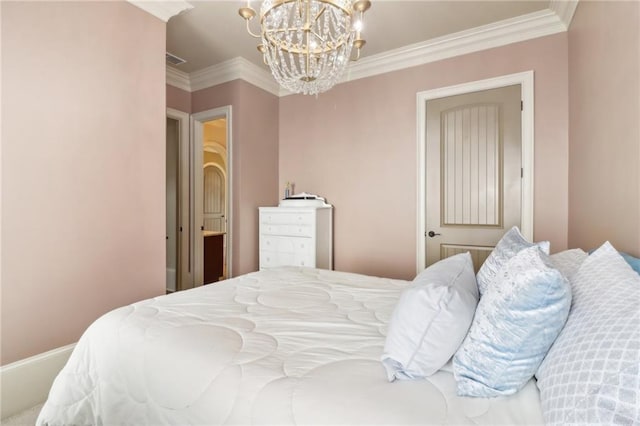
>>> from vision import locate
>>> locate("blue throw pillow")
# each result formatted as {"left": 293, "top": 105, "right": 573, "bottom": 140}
{"left": 476, "top": 226, "right": 550, "bottom": 296}
{"left": 453, "top": 245, "right": 571, "bottom": 397}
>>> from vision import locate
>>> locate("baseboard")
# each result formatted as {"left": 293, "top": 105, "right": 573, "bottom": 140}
{"left": 0, "top": 344, "right": 75, "bottom": 420}
{"left": 166, "top": 267, "right": 176, "bottom": 292}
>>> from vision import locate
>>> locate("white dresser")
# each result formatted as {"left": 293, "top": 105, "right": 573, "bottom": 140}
{"left": 259, "top": 199, "right": 333, "bottom": 270}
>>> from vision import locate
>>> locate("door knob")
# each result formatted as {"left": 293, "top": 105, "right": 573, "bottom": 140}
{"left": 428, "top": 231, "right": 441, "bottom": 238}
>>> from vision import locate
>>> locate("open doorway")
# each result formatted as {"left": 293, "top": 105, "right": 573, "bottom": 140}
{"left": 192, "top": 106, "right": 233, "bottom": 286}
{"left": 202, "top": 118, "right": 228, "bottom": 283}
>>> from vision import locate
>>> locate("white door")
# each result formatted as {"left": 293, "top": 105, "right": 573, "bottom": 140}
{"left": 203, "top": 165, "right": 225, "bottom": 232}
{"left": 425, "top": 85, "right": 521, "bottom": 271}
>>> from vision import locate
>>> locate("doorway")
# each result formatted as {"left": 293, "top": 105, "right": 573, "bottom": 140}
{"left": 192, "top": 107, "right": 233, "bottom": 286}
{"left": 166, "top": 108, "right": 191, "bottom": 292}
{"left": 425, "top": 84, "right": 521, "bottom": 271}
{"left": 416, "top": 72, "right": 534, "bottom": 274}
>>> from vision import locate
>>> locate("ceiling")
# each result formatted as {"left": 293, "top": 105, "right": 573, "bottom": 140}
{"left": 166, "top": 1, "right": 552, "bottom": 74}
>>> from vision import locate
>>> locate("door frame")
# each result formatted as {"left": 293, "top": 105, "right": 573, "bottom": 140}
{"left": 191, "top": 106, "right": 233, "bottom": 285}
{"left": 416, "top": 71, "right": 534, "bottom": 274}
{"left": 166, "top": 107, "right": 191, "bottom": 290}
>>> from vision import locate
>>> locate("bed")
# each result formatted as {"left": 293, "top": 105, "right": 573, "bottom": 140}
{"left": 37, "top": 267, "right": 543, "bottom": 425}
{"left": 37, "top": 234, "right": 640, "bottom": 425}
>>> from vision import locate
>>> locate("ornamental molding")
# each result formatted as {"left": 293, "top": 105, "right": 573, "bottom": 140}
{"left": 128, "top": 0, "right": 193, "bottom": 22}
{"left": 166, "top": 5, "right": 576, "bottom": 97}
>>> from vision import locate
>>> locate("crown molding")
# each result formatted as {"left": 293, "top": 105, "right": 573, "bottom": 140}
{"left": 549, "top": 0, "right": 579, "bottom": 29}
{"left": 189, "top": 57, "right": 281, "bottom": 96}
{"left": 342, "top": 9, "right": 566, "bottom": 84}
{"left": 166, "top": 66, "right": 191, "bottom": 92}
{"left": 128, "top": 0, "right": 193, "bottom": 22}
{"left": 166, "top": 7, "right": 569, "bottom": 97}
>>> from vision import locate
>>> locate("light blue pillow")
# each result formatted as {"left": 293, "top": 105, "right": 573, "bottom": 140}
{"left": 453, "top": 245, "right": 571, "bottom": 397}
{"left": 476, "top": 226, "right": 550, "bottom": 296}
{"left": 382, "top": 252, "right": 479, "bottom": 381}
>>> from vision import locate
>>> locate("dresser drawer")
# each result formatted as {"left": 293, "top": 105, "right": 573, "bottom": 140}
{"left": 260, "top": 250, "right": 294, "bottom": 269}
{"left": 287, "top": 224, "right": 313, "bottom": 237}
{"left": 261, "top": 236, "right": 313, "bottom": 254}
{"left": 261, "top": 223, "right": 286, "bottom": 235}
{"left": 260, "top": 212, "right": 313, "bottom": 226}
{"left": 259, "top": 250, "right": 314, "bottom": 268}
{"left": 293, "top": 252, "right": 315, "bottom": 267}
{"left": 261, "top": 224, "right": 313, "bottom": 237}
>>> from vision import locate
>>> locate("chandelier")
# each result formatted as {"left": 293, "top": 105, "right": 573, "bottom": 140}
{"left": 239, "top": 0, "right": 371, "bottom": 95}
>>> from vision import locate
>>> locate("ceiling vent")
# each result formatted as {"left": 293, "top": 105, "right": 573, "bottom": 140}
{"left": 166, "top": 52, "right": 187, "bottom": 66}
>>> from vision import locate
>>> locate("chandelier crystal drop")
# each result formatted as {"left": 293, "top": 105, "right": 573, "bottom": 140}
{"left": 239, "top": 0, "right": 371, "bottom": 95}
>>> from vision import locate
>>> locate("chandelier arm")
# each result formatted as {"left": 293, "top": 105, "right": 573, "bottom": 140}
{"left": 245, "top": 19, "right": 261, "bottom": 38}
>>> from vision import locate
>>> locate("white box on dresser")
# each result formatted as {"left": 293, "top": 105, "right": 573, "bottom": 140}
{"left": 259, "top": 199, "right": 333, "bottom": 270}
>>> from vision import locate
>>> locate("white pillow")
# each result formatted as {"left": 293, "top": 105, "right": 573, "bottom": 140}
{"left": 381, "top": 252, "right": 478, "bottom": 381}
{"left": 476, "top": 226, "right": 550, "bottom": 295}
{"left": 536, "top": 241, "right": 640, "bottom": 425}
{"left": 549, "top": 248, "right": 588, "bottom": 280}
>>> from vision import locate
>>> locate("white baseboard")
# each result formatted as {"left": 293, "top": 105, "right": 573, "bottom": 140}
{"left": 166, "top": 267, "right": 176, "bottom": 292}
{"left": 1, "top": 344, "right": 75, "bottom": 420}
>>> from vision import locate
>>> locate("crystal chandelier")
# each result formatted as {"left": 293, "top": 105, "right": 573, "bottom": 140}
{"left": 239, "top": 0, "right": 371, "bottom": 95}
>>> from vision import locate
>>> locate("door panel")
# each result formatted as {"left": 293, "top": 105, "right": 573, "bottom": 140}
{"left": 441, "top": 104, "right": 503, "bottom": 227}
{"left": 426, "top": 85, "right": 521, "bottom": 271}
{"left": 440, "top": 244, "right": 493, "bottom": 273}
{"left": 203, "top": 166, "right": 225, "bottom": 232}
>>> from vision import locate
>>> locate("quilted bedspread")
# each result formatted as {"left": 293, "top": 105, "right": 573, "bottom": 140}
{"left": 37, "top": 267, "right": 543, "bottom": 425}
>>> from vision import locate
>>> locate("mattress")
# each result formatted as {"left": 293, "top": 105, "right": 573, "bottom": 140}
{"left": 37, "top": 267, "right": 543, "bottom": 425}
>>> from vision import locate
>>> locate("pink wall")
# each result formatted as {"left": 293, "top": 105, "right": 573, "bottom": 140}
{"left": 568, "top": 1, "right": 640, "bottom": 256}
{"left": 167, "top": 85, "right": 192, "bottom": 114}
{"left": 279, "top": 34, "right": 569, "bottom": 280}
{"left": 1, "top": 2, "right": 166, "bottom": 365}
{"left": 192, "top": 80, "right": 280, "bottom": 275}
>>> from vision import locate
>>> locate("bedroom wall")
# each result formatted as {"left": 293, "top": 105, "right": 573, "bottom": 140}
{"left": 1, "top": 2, "right": 166, "bottom": 364}
{"left": 567, "top": 1, "right": 640, "bottom": 256}
{"left": 192, "top": 80, "right": 280, "bottom": 275}
{"left": 167, "top": 85, "right": 192, "bottom": 113}
{"left": 279, "top": 33, "right": 569, "bottom": 280}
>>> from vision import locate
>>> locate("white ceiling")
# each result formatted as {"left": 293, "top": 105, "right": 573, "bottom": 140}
{"left": 166, "top": 1, "right": 552, "bottom": 74}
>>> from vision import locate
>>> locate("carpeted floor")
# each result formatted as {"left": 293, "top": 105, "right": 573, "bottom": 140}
{"left": 2, "top": 403, "right": 42, "bottom": 426}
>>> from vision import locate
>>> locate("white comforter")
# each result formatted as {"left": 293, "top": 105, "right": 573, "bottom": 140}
{"left": 37, "top": 267, "right": 543, "bottom": 425}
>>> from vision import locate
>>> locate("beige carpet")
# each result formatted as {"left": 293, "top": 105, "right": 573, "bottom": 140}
{"left": 2, "top": 403, "right": 42, "bottom": 426}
